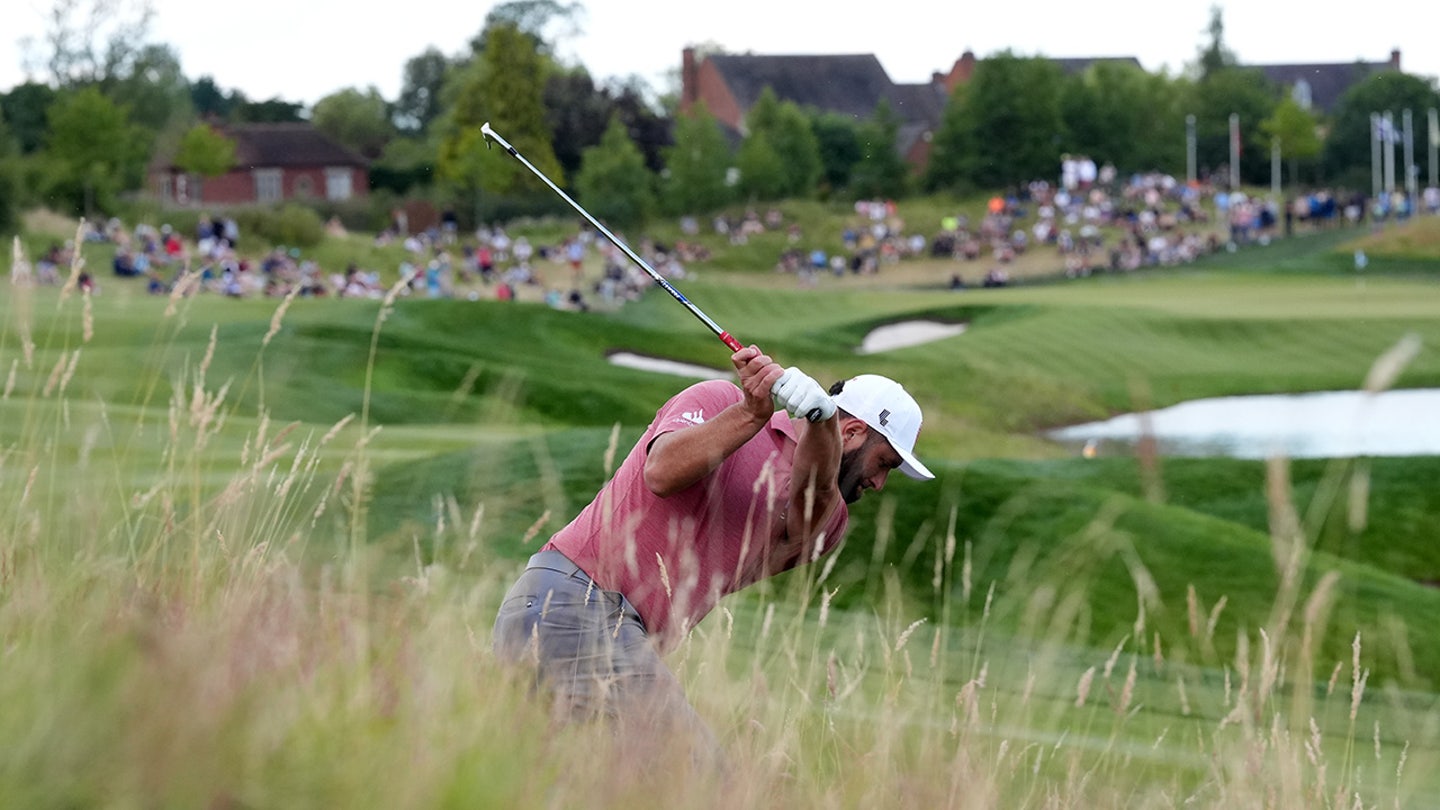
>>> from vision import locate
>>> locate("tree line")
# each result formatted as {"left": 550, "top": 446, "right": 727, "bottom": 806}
{"left": 1, "top": 1, "right": 1438, "bottom": 237}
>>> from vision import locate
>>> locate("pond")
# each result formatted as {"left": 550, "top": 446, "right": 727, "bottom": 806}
{"left": 1047, "top": 389, "right": 1440, "bottom": 459}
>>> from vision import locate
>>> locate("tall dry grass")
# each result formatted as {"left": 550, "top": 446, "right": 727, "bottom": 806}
{"left": 1, "top": 231, "right": 1435, "bottom": 808}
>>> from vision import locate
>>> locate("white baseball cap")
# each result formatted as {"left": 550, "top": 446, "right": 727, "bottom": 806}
{"left": 831, "top": 374, "right": 934, "bottom": 480}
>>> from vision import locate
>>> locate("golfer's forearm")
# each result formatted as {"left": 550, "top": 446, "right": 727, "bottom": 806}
{"left": 787, "top": 419, "right": 841, "bottom": 539}
{"left": 643, "top": 404, "right": 768, "bottom": 496}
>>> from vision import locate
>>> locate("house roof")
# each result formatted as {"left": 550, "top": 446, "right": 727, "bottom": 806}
{"left": 224, "top": 123, "right": 368, "bottom": 168}
{"left": 1048, "top": 56, "right": 1145, "bottom": 76}
{"left": 889, "top": 82, "right": 949, "bottom": 155}
{"left": 1252, "top": 60, "right": 1394, "bottom": 112}
{"left": 707, "top": 53, "right": 919, "bottom": 124}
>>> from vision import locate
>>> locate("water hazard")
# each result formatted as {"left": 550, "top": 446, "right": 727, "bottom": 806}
{"left": 1048, "top": 389, "right": 1440, "bottom": 459}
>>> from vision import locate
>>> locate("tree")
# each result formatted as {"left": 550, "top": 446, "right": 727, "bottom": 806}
{"left": 105, "top": 43, "right": 191, "bottom": 131}
{"left": 41, "top": 86, "right": 148, "bottom": 216}
{"left": 1184, "top": 67, "right": 1278, "bottom": 185}
{"left": 437, "top": 22, "right": 561, "bottom": 199}
{"left": 925, "top": 52, "right": 1065, "bottom": 191}
{"left": 312, "top": 87, "right": 395, "bottom": 159}
{"left": 661, "top": 103, "right": 732, "bottom": 215}
{"left": 735, "top": 131, "right": 787, "bottom": 201}
{"left": 475, "top": 0, "right": 582, "bottom": 54}
{"left": 1195, "top": 4, "right": 1238, "bottom": 81}
{"left": 849, "top": 99, "right": 910, "bottom": 199}
{"left": 744, "top": 88, "right": 822, "bottom": 199}
{"left": 1260, "top": 97, "right": 1322, "bottom": 186}
{"left": 371, "top": 136, "right": 435, "bottom": 195}
{"left": 396, "top": 47, "right": 453, "bottom": 134}
{"left": 0, "top": 82, "right": 57, "bottom": 154}
{"left": 1323, "top": 72, "right": 1440, "bottom": 190}
{"left": 607, "top": 80, "right": 671, "bottom": 174}
{"left": 40, "top": 0, "right": 156, "bottom": 87}
{"left": 0, "top": 114, "right": 21, "bottom": 235}
{"left": 231, "top": 97, "right": 306, "bottom": 123}
{"left": 174, "top": 123, "right": 236, "bottom": 179}
{"left": 575, "top": 115, "right": 655, "bottom": 229}
{"left": 808, "top": 111, "right": 863, "bottom": 194}
{"left": 190, "top": 76, "right": 240, "bottom": 120}
{"left": 1061, "top": 61, "right": 1187, "bottom": 174}
{"left": 544, "top": 67, "right": 613, "bottom": 179}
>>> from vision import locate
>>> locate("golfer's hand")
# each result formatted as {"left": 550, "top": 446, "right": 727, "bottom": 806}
{"left": 771, "top": 367, "right": 836, "bottom": 422}
{"left": 733, "top": 345, "right": 785, "bottom": 422}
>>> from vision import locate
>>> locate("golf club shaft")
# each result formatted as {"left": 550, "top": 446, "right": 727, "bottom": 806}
{"left": 480, "top": 122, "right": 742, "bottom": 352}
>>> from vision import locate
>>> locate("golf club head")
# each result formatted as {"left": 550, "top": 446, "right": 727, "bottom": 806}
{"left": 479, "top": 121, "right": 496, "bottom": 149}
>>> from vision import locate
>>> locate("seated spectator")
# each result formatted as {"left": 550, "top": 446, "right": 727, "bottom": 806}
{"left": 113, "top": 250, "right": 140, "bottom": 277}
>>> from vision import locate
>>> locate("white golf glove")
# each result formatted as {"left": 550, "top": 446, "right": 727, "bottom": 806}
{"left": 771, "top": 367, "right": 836, "bottom": 421}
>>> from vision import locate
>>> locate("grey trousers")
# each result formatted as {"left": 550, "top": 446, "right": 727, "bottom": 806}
{"left": 491, "top": 550, "right": 723, "bottom": 767}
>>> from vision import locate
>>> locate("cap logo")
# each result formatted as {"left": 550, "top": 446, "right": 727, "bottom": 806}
{"left": 879, "top": 408, "right": 891, "bottom": 427}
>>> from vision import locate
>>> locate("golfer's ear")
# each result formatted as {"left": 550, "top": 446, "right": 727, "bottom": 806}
{"left": 839, "top": 416, "right": 869, "bottom": 444}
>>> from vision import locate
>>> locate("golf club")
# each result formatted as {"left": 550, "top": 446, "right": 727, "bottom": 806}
{"left": 480, "top": 121, "right": 825, "bottom": 422}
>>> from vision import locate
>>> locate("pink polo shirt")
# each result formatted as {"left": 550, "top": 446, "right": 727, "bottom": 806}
{"left": 543, "top": 380, "right": 849, "bottom": 651}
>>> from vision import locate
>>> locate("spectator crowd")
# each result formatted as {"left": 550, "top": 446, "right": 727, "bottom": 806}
{"left": 23, "top": 165, "right": 1440, "bottom": 311}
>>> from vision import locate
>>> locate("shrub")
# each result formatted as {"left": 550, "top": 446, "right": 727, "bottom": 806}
{"left": 233, "top": 203, "right": 325, "bottom": 248}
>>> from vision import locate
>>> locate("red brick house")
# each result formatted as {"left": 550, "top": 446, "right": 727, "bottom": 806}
{"left": 678, "top": 48, "right": 1143, "bottom": 174}
{"left": 152, "top": 123, "right": 369, "bottom": 207}
{"left": 680, "top": 46, "right": 1399, "bottom": 173}
{"left": 680, "top": 48, "right": 948, "bottom": 172}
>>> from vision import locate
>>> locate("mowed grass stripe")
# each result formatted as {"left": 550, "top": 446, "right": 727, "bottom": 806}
{"left": 951, "top": 308, "right": 1439, "bottom": 416}
{"left": 988, "top": 272, "right": 1440, "bottom": 319}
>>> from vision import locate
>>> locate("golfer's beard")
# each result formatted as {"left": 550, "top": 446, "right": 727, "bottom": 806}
{"left": 837, "top": 446, "right": 865, "bottom": 504}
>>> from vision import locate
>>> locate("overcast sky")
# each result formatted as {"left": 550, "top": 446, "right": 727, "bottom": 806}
{"left": 4, "top": 0, "right": 1438, "bottom": 108}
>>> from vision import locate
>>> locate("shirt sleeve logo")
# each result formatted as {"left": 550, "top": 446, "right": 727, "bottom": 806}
{"left": 680, "top": 409, "right": 706, "bottom": 425}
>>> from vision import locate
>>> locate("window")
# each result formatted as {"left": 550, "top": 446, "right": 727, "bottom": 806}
{"left": 254, "top": 169, "right": 282, "bottom": 202}
{"left": 326, "top": 167, "right": 353, "bottom": 201}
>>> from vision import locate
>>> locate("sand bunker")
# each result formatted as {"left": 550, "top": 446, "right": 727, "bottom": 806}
{"left": 607, "top": 352, "right": 732, "bottom": 379}
{"left": 605, "top": 320, "right": 966, "bottom": 378}
{"left": 858, "top": 321, "right": 967, "bottom": 354}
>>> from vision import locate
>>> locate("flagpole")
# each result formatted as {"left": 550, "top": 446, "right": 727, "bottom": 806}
{"left": 1422, "top": 106, "right": 1434, "bottom": 190}
{"left": 1185, "top": 114, "right": 1197, "bottom": 186}
{"left": 1229, "top": 113, "right": 1240, "bottom": 190}
{"left": 1403, "top": 108, "right": 1416, "bottom": 200}
{"left": 1383, "top": 111, "right": 1396, "bottom": 195}
{"left": 1430, "top": 107, "right": 1439, "bottom": 191}
{"left": 1371, "top": 112, "right": 1382, "bottom": 201}
{"left": 1271, "top": 138, "right": 1281, "bottom": 197}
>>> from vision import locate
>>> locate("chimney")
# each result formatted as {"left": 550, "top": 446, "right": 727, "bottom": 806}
{"left": 943, "top": 50, "right": 977, "bottom": 94}
{"left": 1390, "top": 48, "right": 1401, "bottom": 71}
{"left": 682, "top": 47, "right": 698, "bottom": 111}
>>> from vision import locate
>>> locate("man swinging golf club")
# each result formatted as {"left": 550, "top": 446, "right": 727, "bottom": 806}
{"left": 492, "top": 344, "right": 934, "bottom": 766}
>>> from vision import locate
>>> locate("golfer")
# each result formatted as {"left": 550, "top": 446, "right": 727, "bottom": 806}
{"left": 492, "top": 344, "right": 934, "bottom": 761}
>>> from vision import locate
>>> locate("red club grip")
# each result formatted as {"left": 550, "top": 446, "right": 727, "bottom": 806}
{"left": 719, "top": 332, "right": 742, "bottom": 351}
